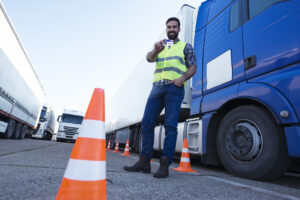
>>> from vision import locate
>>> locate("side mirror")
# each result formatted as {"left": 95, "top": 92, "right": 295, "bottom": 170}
{"left": 57, "top": 115, "right": 61, "bottom": 122}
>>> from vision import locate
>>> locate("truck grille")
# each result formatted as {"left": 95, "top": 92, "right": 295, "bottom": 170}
{"left": 64, "top": 126, "right": 79, "bottom": 136}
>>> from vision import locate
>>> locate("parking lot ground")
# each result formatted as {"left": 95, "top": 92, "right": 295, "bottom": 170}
{"left": 0, "top": 139, "right": 299, "bottom": 200}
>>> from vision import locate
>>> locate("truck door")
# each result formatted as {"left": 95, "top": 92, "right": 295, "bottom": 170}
{"left": 201, "top": 0, "right": 244, "bottom": 112}
{"left": 243, "top": 0, "right": 300, "bottom": 80}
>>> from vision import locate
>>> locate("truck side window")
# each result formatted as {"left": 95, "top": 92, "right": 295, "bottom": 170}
{"left": 249, "top": 0, "right": 285, "bottom": 19}
{"left": 230, "top": 0, "right": 242, "bottom": 32}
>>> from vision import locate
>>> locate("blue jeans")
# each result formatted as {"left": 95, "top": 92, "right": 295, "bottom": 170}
{"left": 141, "top": 84, "right": 184, "bottom": 164}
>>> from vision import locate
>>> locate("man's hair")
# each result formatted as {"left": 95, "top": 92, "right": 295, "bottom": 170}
{"left": 166, "top": 17, "right": 180, "bottom": 28}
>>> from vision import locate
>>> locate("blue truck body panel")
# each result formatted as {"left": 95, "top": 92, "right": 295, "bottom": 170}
{"left": 192, "top": 0, "right": 300, "bottom": 158}
{"left": 249, "top": 62, "right": 300, "bottom": 122}
{"left": 284, "top": 126, "right": 300, "bottom": 157}
{"left": 238, "top": 82, "right": 299, "bottom": 124}
{"left": 243, "top": 0, "right": 300, "bottom": 80}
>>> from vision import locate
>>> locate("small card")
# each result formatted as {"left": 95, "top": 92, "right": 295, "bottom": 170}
{"left": 164, "top": 40, "right": 174, "bottom": 47}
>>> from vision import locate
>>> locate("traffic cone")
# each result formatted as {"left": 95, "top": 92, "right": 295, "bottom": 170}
{"left": 56, "top": 88, "right": 106, "bottom": 200}
{"left": 122, "top": 139, "right": 130, "bottom": 156}
{"left": 113, "top": 140, "right": 119, "bottom": 153}
{"left": 106, "top": 140, "right": 111, "bottom": 151}
{"left": 173, "top": 138, "right": 197, "bottom": 173}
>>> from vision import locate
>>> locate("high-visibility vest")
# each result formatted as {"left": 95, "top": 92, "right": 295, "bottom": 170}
{"left": 153, "top": 41, "right": 187, "bottom": 83}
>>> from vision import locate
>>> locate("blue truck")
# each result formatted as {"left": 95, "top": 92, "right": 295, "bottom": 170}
{"left": 106, "top": 0, "right": 300, "bottom": 180}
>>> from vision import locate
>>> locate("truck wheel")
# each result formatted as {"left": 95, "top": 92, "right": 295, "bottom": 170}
{"left": 46, "top": 132, "right": 52, "bottom": 140}
{"left": 4, "top": 119, "right": 16, "bottom": 139}
{"left": 18, "top": 125, "right": 28, "bottom": 140}
{"left": 12, "top": 123, "right": 22, "bottom": 139}
{"left": 217, "top": 105, "right": 290, "bottom": 180}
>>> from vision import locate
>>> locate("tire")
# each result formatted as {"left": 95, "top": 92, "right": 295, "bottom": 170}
{"left": 12, "top": 123, "right": 22, "bottom": 139}
{"left": 18, "top": 125, "right": 28, "bottom": 140}
{"left": 217, "top": 105, "right": 290, "bottom": 180}
{"left": 4, "top": 119, "right": 16, "bottom": 139}
{"left": 45, "top": 132, "right": 52, "bottom": 140}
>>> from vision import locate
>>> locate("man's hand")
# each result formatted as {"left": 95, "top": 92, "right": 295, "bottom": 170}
{"left": 170, "top": 77, "right": 185, "bottom": 87}
{"left": 147, "top": 40, "right": 165, "bottom": 62}
{"left": 154, "top": 40, "right": 165, "bottom": 54}
{"left": 169, "top": 65, "right": 197, "bottom": 87}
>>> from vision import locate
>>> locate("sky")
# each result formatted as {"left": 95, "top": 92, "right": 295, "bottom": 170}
{"left": 1, "top": 0, "right": 203, "bottom": 115}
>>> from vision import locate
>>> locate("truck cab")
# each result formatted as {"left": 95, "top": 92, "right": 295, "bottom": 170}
{"left": 56, "top": 109, "right": 84, "bottom": 142}
{"left": 32, "top": 105, "right": 55, "bottom": 140}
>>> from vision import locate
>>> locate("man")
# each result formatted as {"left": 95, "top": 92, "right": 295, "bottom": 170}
{"left": 124, "top": 17, "right": 196, "bottom": 178}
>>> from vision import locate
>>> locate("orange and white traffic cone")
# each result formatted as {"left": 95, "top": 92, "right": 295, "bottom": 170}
{"left": 106, "top": 140, "right": 111, "bottom": 151}
{"left": 113, "top": 140, "right": 120, "bottom": 153}
{"left": 122, "top": 139, "right": 130, "bottom": 156}
{"left": 56, "top": 88, "right": 106, "bottom": 200}
{"left": 173, "top": 138, "right": 197, "bottom": 173}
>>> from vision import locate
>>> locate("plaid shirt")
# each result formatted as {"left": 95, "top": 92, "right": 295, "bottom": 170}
{"left": 183, "top": 43, "right": 197, "bottom": 68}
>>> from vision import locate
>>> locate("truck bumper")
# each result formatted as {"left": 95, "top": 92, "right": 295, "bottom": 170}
{"left": 284, "top": 126, "right": 300, "bottom": 157}
{"left": 32, "top": 129, "right": 44, "bottom": 138}
{"left": 57, "top": 131, "right": 77, "bottom": 141}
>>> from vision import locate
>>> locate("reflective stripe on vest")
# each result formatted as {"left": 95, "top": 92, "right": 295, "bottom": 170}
{"left": 153, "top": 41, "right": 187, "bottom": 83}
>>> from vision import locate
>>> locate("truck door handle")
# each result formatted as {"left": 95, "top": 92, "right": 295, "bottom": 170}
{"left": 244, "top": 55, "right": 256, "bottom": 70}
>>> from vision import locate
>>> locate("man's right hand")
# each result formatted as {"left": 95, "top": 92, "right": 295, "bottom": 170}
{"left": 147, "top": 40, "right": 165, "bottom": 62}
{"left": 154, "top": 40, "right": 165, "bottom": 54}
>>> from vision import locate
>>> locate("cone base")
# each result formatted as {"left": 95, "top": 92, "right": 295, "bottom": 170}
{"left": 56, "top": 178, "right": 106, "bottom": 200}
{"left": 173, "top": 167, "right": 197, "bottom": 173}
{"left": 122, "top": 153, "right": 130, "bottom": 156}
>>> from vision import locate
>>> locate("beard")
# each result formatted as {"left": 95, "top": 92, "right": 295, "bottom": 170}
{"left": 167, "top": 31, "right": 178, "bottom": 40}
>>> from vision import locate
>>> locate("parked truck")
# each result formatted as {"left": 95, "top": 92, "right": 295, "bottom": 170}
{"left": 0, "top": 1, "right": 45, "bottom": 139}
{"left": 56, "top": 109, "right": 84, "bottom": 142}
{"left": 106, "top": 0, "right": 300, "bottom": 180}
{"left": 32, "top": 105, "right": 56, "bottom": 140}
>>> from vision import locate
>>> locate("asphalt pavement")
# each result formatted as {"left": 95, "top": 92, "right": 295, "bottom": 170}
{"left": 0, "top": 139, "right": 299, "bottom": 200}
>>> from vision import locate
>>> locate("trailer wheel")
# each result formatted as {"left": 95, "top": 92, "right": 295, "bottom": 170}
{"left": 217, "top": 105, "right": 290, "bottom": 180}
{"left": 4, "top": 119, "right": 16, "bottom": 139}
{"left": 12, "top": 123, "right": 22, "bottom": 139}
{"left": 18, "top": 125, "right": 28, "bottom": 140}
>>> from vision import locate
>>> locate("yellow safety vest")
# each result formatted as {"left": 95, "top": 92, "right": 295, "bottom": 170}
{"left": 153, "top": 41, "right": 187, "bottom": 83}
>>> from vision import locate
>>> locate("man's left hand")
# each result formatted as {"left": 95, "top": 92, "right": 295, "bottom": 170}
{"left": 170, "top": 77, "right": 185, "bottom": 87}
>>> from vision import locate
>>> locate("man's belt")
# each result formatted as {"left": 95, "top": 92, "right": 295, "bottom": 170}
{"left": 153, "top": 79, "right": 172, "bottom": 86}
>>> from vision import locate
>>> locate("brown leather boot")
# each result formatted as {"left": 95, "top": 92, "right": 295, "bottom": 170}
{"left": 123, "top": 156, "right": 151, "bottom": 173}
{"left": 153, "top": 156, "right": 169, "bottom": 178}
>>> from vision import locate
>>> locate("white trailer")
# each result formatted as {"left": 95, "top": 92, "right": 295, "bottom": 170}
{"left": 32, "top": 105, "right": 56, "bottom": 140}
{"left": 56, "top": 109, "right": 84, "bottom": 142}
{"left": 0, "top": 1, "right": 45, "bottom": 139}
{"left": 105, "top": 5, "right": 195, "bottom": 151}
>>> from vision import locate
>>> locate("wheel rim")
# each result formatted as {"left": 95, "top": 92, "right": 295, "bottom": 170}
{"left": 225, "top": 120, "right": 263, "bottom": 162}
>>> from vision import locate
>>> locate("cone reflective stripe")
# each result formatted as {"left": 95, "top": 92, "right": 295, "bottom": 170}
{"left": 106, "top": 140, "right": 111, "bottom": 151}
{"left": 56, "top": 88, "right": 106, "bottom": 200}
{"left": 173, "top": 138, "right": 197, "bottom": 173}
{"left": 113, "top": 140, "right": 119, "bottom": 153}
{"left": 122, "top": 139, "right": 130, "bottom": 156}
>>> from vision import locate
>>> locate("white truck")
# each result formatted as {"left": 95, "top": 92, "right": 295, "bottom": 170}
{"left": 56, "top": 109, "right": 84, "bottom": 142}
{"left": 0, "top": 1, "right": 45, "bottom": 139}
{"left": 32, "top": 105, "right": 56, "bottom": 140}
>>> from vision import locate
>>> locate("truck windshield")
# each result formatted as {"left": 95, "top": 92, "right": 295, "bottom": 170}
{"left": 39, "top": 109, "right": 47, "bottom": 122}
{"left": 61, "top": 114, "right": 83, "bottom": 124}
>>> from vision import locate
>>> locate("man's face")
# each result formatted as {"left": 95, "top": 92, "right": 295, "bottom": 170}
{"left": 166, "top": 20, "right": 180, "bottom": 40}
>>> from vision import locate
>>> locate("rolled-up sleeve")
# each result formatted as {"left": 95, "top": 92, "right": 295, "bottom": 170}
{"left": 184, "top": 43, "right": 196, "bottom": 68}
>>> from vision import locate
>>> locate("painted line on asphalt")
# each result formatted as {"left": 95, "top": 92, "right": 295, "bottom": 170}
{"left": 206, "top": 176, "right": 300, "bottom": 200}
{"left": 0, "top": 143, "right": 58, "bottom": 157}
